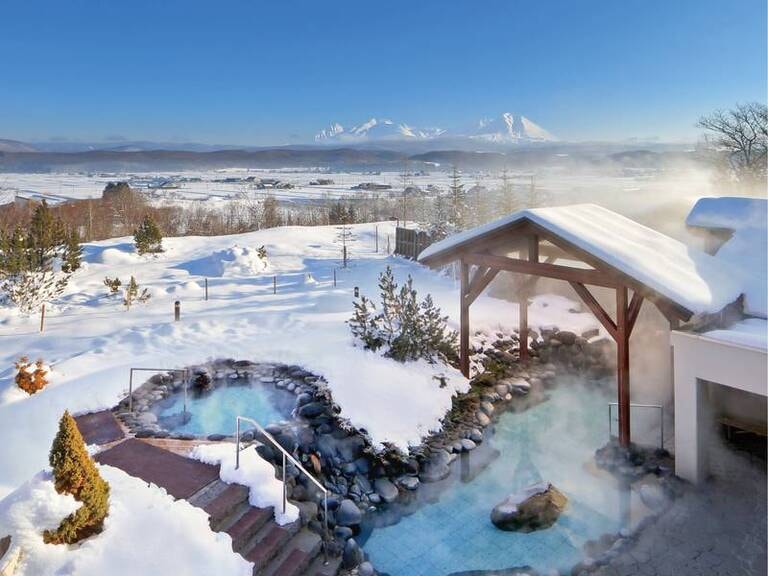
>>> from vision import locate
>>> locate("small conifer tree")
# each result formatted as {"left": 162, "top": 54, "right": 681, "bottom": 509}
{"left": 348, "top": 266, "right": 457, "bottom": 364}
{"left": 61, "top": 229, "right": 83, "bottom": 274}
{"left": 103, "top": 276, "right": 122, "bottom": 295}
{"left": 134, "top": 215, "right": 163, "bottom": 255}
{"left": 43, "top": 411, "right": 110, "bottom": 545}
{"left": 122, "top": 276, "right": 150, "bottom": 310}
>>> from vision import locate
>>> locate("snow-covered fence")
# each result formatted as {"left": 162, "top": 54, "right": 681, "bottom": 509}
{"left": 395, "top": 227, "right": 433, "bottom": 260}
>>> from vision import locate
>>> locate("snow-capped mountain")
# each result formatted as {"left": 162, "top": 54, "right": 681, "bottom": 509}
{"left": 471, "top": 113, "right": 556, "bottom": 143}
{"left": 315, "top": 118, "right": 445, "bottom": 143}
{"left": 314, "top": 113, "right": 555, "bottom": 147}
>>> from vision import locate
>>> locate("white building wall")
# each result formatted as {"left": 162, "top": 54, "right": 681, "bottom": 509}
{"left": 671, "top": 331, "right": 767, "bottom": 483}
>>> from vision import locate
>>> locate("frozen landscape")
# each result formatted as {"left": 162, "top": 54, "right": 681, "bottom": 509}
{"left": 0, "top": 1, "right": 766, "bottom": 574}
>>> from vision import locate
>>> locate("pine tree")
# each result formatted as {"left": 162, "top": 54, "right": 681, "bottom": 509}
{"left": 348, "top": 294, "right": 382, "bottom": 351}
{"left": 123, "top": 276, "right": 150, "bottom": 310}
{"left": 448, "top": 166, "right": 468, "bottom": 230}
{"left": 27, "top": 201, "right": 61, "bottom": 269}
{"left": 134, "top": 215, "right": 163, "bottom": 255}
{"left": 429, "top": 192, "right": 450, "bottom": 239}
{"left": 43, "top": 411, "right": 110, "bottom": 545}
{"left": 61, "top": 229, "right": 83, "bottom": 274}
{"left": 348, "top": 266, "right": 458, "bottom": 364}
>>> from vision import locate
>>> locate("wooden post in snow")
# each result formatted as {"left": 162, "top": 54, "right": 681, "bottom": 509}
{"left": 174, "top": 300, "right": 181, "bottom": 321}
{"left": 333, "top": 268, "right": 337, "bottom": 287}
{"left": 273, "top": 276, "right": 277, "bottom": 294}
{"left": 39, "top": 303, "right": 46, "bottom": 333}
{"left": 204, "top": 278, "right": 208, "bottom": 301}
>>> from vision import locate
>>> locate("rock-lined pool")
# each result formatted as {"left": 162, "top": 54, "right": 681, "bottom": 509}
{"left": 361, "top": 381, "right": 650, "bottom": 575}
{"left": 152, "top": 381, "right": 295, "bottom": 436}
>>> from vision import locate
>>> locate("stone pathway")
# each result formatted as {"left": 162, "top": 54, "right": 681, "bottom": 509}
{"left": 593, "top": 446, "right": 766, "bottom": 576}
{"left": 80, "top": 420, "right": 339, "bottom": 575}
{"left": 74, "top": 410, "right": 125, "bottom": 446}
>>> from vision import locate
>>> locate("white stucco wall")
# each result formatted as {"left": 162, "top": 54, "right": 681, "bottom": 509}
{"left": 671, "top": 330, "right": 767, "bottom": 483}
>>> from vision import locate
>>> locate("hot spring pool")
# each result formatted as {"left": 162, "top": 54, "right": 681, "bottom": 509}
{"left": 361, "top": 381, "right": 650, "bottom": 576}
{"left": 152, "top": 381, "right": 294, "bottom": 436}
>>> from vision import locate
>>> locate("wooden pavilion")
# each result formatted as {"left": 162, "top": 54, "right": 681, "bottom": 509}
{"left": 419, "top": 204, "right": 743, "bottom": 447}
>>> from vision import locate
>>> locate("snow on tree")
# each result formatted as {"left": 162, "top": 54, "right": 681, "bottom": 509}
{"left": 348, "top": 266, "right": 457, "bottom": 364}
{"left": 448, "top": 165, "right": 469, "bottom": 231}
{"left": 61, "top": 229, "right": 83, "bottom": 273}
{"left": 0, "top": 202, "right": 81, "bottom": 314}
{"left": 134, "top": 215, "right": 164, "bottom": 255}
{"left": 123, "top": 276, "right": 151, "bottom": 310}
{"left": 103, "top": 276, "right": 122, "bottom": 295}
{"left": 43, "top": 411, "right": 110, "bottom": 545}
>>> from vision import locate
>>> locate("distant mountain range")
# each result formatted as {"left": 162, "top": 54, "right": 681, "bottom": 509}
{"left": 314, "top": 113, "right": 557, "bottom": 146}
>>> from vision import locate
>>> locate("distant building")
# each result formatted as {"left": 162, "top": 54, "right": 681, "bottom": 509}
{"left": 351, "top": 182, "right": 392, "bottom": 191}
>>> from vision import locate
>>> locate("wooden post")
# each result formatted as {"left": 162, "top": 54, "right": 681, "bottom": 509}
{"left": 387, "top": 235, "right": 391, "bottom": 254}
{"left": 460, "top": 260, "right": 470, "bottom": 378}
{"left": 333, "top": 268, "right": 337, "bottom": 287}
{"left": 39, "top": 303, "right": 45, "bottom": 333}
{"left": 343, "top": 246, "right": 347, "bottom": 268}
{"left": 616, "top": 285, "right": 631, "bottom": 447}
{"left": 204, "top": 278, "right": 208, "bottom": 301}
{"left": 519, "top": 295, "right": 529, "bottom": 363}
{"left": 519, "top": 234, "right": 538, "bottom": 362}
{"left": 174, "top": 300, "right": 180, "bottom": 322}
{"left": 273, "top": 276, "right": 277, "bottom": 294}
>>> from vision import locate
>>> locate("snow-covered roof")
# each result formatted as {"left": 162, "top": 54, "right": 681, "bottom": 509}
{"left": 686, "top": 197, "right": 767, "bottom": 319}
{"left": 419, "top": 203, "right": 745, "bottom": 316}
{"left": 702, "top": 318, "right": 767, "bottom": 352}
{"left": 686, "top": 196, "right": 767, "bottom": 230}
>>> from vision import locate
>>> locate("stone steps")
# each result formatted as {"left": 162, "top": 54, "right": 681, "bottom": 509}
{"left": 203, "top": 483, "right": 251, "bottom": 531}
{"left": 243, "top": 521, "right": 298, "bottom": 574}
{"left": 260, "top": 529, "right": 322, "bottom": 576}
{"left": 227, "top": 507, "right": 275, "bottom": 552}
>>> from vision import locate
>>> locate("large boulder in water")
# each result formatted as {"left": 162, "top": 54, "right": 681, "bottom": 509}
{"left": 490, "top": 482, "right": 567, "bottom": 532}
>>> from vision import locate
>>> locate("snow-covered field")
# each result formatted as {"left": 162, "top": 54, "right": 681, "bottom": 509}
{"left": 0, "top": 466, "right": 253, "bottom": 576}
{"left": 0, "top": 221, "right": 601, "bottom": 500}
{"left": 0, "top": 166, "right": 715, "bottom": 237}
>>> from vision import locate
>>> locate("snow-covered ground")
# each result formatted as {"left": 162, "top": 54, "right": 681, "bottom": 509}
{"left": 0, "top": 166, "right": 717, "bottom": 238}
{"left": 0, "top": 466, "right": 253, "bottom": 576}
{"left": 0, "top": 221, "right": 601, "bottom": 499}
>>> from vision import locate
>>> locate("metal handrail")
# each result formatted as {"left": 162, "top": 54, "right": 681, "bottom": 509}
{"left": 235, "top": 416, "right": 329, "bottom": 563}
{"left": 608, "top": 402, "right": 664, "bottom": 449}
{"left": 128, "top": 367, "right": 189, "bottom": 413}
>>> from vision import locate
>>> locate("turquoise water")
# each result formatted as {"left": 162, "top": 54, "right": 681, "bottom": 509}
{"left": 362, "top": 382, "right": 644, "bottom": 576}
{"left": 155, "top": 383, "right": 291, "bottom": 436}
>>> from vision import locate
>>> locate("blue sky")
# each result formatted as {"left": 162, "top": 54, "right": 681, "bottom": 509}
{"left": 1, "top": 0, "right": 765, "bottom": 145}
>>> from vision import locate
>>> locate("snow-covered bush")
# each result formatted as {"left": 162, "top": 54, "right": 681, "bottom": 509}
{"left": 103, "top": 276, "right": 122, "bottom": 295}
{"left": 14, "top": 356, "right": 49, "bottom": 394}
{"left": 43, "top": 411, "right": 110, "bottom": 545}
{"left": 1, "top": 270, "right": 69, "bottom": 314}
{"left": 349, "top": 266, "right": 457, "bottom": 364}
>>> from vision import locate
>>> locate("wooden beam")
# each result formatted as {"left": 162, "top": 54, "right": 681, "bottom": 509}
{"left": 464, "top": 252, "right": 618, "bottom": 288}
{"left": 460, "top": 260, "right": 470, "bottom": 378}
{"left": 568, "top": 282, "right": 618, "bottom": 341}
{"left": 627, "top": 292, "right": 644, "bottom": 335}
{"left": 466, "top": 267, "right": 500, "bottom": 306}
{"left": 616, "top": 286, "right": 631, "bottom": 447}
